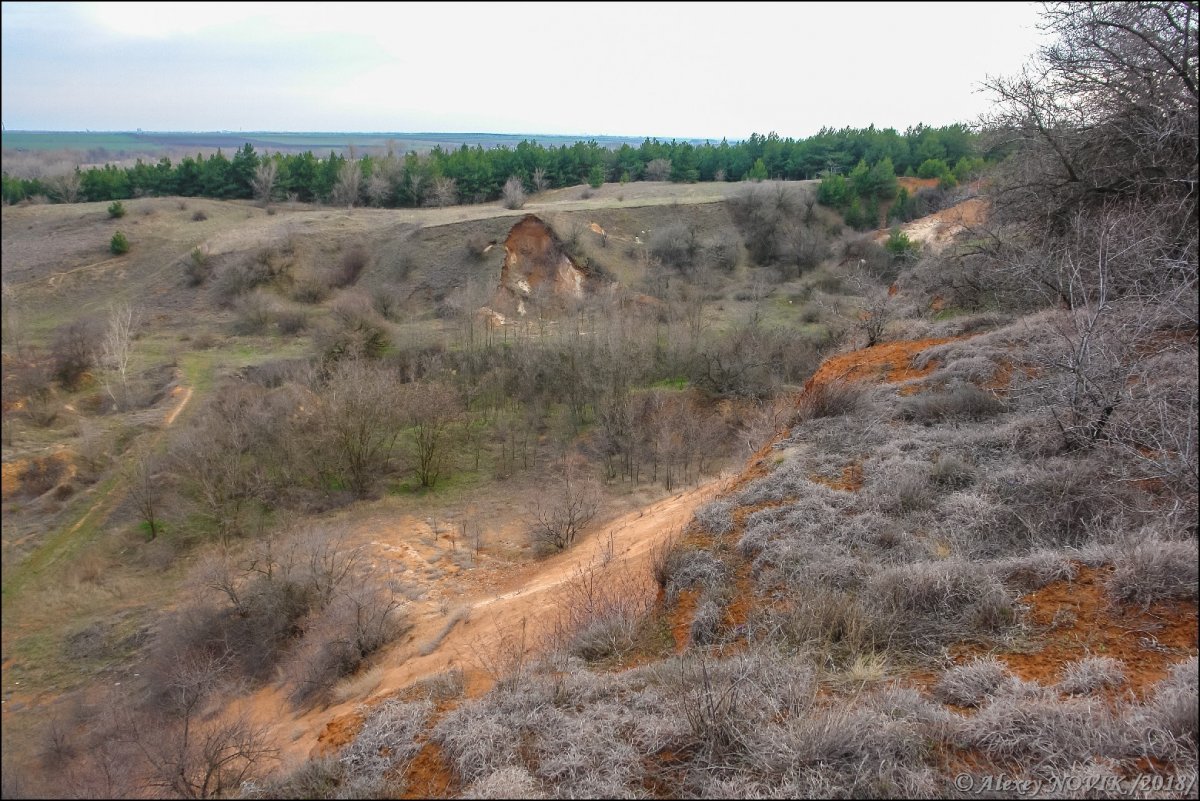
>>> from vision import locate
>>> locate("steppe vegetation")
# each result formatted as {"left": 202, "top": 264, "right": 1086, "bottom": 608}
{"left": 1, "top": 2, "right": 1196, "bottom": 799}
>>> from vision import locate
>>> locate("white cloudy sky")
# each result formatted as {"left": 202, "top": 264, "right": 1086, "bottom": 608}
{"left": 1, "top": 1, "right": 1047, "bottom": 138}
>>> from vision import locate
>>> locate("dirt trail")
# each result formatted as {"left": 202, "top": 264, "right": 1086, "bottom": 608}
{"left": 2, "top": 380, "right": 193, "bottom": 555}
{"left": 250, "top": 475, "right": 730, "bottom": 771}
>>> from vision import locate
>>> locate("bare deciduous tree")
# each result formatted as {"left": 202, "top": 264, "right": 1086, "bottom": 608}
{"left": 251, "top": 159, "right": 277, "bottom": 207}
{"left": 644, "top": 158, "right": 673, "bottom": 181}
{"left": 531, "top": 167, "right": 549, "bottom": 193}
{"left": 315, "top": 359, "right": 404, "bottom": 497}
{"left": 47, "top": 170, "right": 82, "bottom": 203}
{"left": 99, "top": 302, "right": 137, "bottom": 410}
{"left": 427, "top": 176, "right": 458, "bottom": 208}
{"left": 501, "top": 175, "right": 527, "bottom": 210}
{"left": 124, "top": 444, "right": 163, "bottom": 540}
{"left": 331, "top": 159, "right": 362, "bottom": 208}
{"left": 527, "top": 468, "right": 601, "bottom": 552}
{"left": 399, "top": 381, "right": 461, "bottom": 488}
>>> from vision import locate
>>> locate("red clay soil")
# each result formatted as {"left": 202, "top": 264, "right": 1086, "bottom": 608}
{"left": 310, "top": 711, "right": 366, "bottom": 759}
{"left": 811, "top": 461, "right": 864, "bottom": 492}
{"left": 400, "top": 741, "right": 457, "bottom": 799}
{"left": 658, "top": 337, "right": 970, "bottom": 654}
{"left": 669, "top": 588, "right": 701, "bottom": 653}
{"left": 980, "top": 565, "right": 1198, "bottom": 698}
{"left": 806, "top": 337, "right": 961, "bottom": 389}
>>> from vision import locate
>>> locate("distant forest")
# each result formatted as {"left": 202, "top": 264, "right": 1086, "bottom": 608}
{"left": 1, "top": 124, "right": 986, "bottom": 207}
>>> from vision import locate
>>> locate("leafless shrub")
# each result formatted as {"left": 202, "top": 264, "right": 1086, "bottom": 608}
{"left": 648, "top": 223, "right": 700, "bottom": 269}
{"left": 251, "top": 159, "right": 277, "bottom": 206}
{"left": 463, "top": 766, "right": 545, "bottom": 799}
{"left": 329, "top": 244, "right": 368, "bottom": 288}
{"left": 413, "top": 667, "right": 465, "bottom": 702}
{"left": 928, "top": 453, "right": 975, "bottom": 490}
{"left": 675, "top": 649, "right": 816, "bottom": 767}
{"left": 990, "top": 550, "right": 1077, "bottom": 592}
{"left": 886, "top": 464, "right": 933, "bottom": 514}
{"left": 795, "top": 379, "right": 863, "bottom": 422}
{"left": 756, "top": 688, "right": 944, "bottom": 798}
{"left": 231, "top": 293, "right": 275, "bottom": 335}
{"left": 51, "top": 317, "right": 101, "bottom": 389}
{"left": 501, "top": 176, "right": 526, "bottom": 210}
{"left": 338, "top": 698, "right": 431, "bottom": 790}
{"left": 531, "top": 167, "right": 549, "bottom": 194}
{"left": 287, "top": 581, "right": 409, "bottom": 708}
{"left": 692, "top": 499, "right": 734, "bottom": 537}
{"left": 957, "top": 690, "right": 1131, "bottom": 771}
{"left": 275, "top": 309, "right": 309, "bottom": 336}
{"left": 899, "top": 382, "right": 1005, "bottom": 423}
{"left": 703, "top": 230, "right": 740, "bottom": 272}
{"left": 1058, "top": 656, "right": 1126, "bottom": 695}
{"left": 427, "top": 176, "right": 458, "bottom": 207}
{"left": 866, "top": 560, "right": 1016, "bottom": 648}
{"left": 688, "top": 599, "right": 723, "bottom": 646}
{"left": 1107, "top": 537, "right": 1198, "bottom": 606}
{"left": 47, "top": 170, "right": 82, "bottom": 203}
{"left": 644, "top": 158, "right": 672, "bottom": 181}
{"left": 244, "top": 756, "right": 344, "bottom": 799}
{"left": 290, "top": 278, "right": 330, "bottom": 304}
{"left": 330, "top": 159, "right": 361, "bottom": 207}
{"left": 192, "top": 209, "right": 208, "bottom": 222}
{"left": 527, "top": 471, "right": 600, "bottom": 553}
{"left": 935, "top": 657, "right": 1012, "bottom": 706}
{"left": 1132, "top": 656, "right": 1198, "bottom": 764}
{"left": 655, "top": 546, "right": 729, "bottom": 605}
{"left": 554, "top": 558, "right": 652, "bottom": 663}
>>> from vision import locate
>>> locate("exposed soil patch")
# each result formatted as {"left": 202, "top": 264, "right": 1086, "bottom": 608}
{"left": 806, "top": 336, "right": 961, "bottom": 387}
{"left": 881, "top": 196, "right": 988, "bottom": 251}
{"left": 400, "top": 741, "right": 457, "bottom": 798}
{"left": 311, "top": 711, "right": 366, "bottom": 758}
{"left": 490, "top": 214, "right": 595, "bottom": 317}
{"left": 810, "top": 461, "right": 864, "bottom": 492}
{"left": 985, "top": 564, "right": 1197, "bottom": 697}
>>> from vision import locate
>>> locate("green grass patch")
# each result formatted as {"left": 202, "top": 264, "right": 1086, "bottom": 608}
{"left": 649, "top": 376, "right": 689, "bottom": 391}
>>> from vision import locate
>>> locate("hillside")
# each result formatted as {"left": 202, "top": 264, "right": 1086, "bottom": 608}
{"left": 2, "top": 4, "right": 1197, "bottom": 794}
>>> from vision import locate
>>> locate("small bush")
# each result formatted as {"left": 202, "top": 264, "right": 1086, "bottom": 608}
{"left": 1057, "top": 657, "right": 1126, "bottom": 695}
{"left": 649, "top": 223, "right": 700, "bottom": 269}
{"left": 184, "top": 246, "right": 211, "bottom": 286}
{"left": 231, "top": 294, "right": 275, "bottom": 335}
{"left": 705, "top": 231, "right": 741, "bottom": 271}
{"left": 929, "top": 454, "right": 974, "bottom": 489}
{"left": 276, "top": 310, "right": 310, "bottom": 336}
{"left": 867, "top": 560, "right": 1015, "bottom": 648}
{"left": 107, "top": 200, "right": 125, "bottom": 219}
{"left": 465, "top": 232, "right": 493, "bottom": 259}
{"left": 693, "top": 499, "right": 734, "bottom": 536}
{"left": 330, "top": 244, "right": 368, "bottom": 288}
{"left": 898, "top": 383, "right": 1005, "bottom": 423}
{"left": 192, "top": 209, "right": 208, "bottom": 222}
{"left": 291, "top": 279, "right": 330, "bottom": 304}
{"left": 51, "top": 317, "right": 101, "bottom": 389}
{"left": 935, "top": 657, "right": 1011, "bottom": 706}
{"left": 1107, "top": 538, "right": 1198, "bottom": 606}
{"left": 795, "top": 380, "right": 863, "bottom": 422}
{"left": 109, "top": 231, "right": 130, "bottom": 255}
{"left": 883, "top": 226, "right": 919, "bottom": 260}
{"left": 501, "top": 176, "right": 526, "bottom": 210}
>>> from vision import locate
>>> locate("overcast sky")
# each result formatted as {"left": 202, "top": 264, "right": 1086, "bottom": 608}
{"left": 1, "top": 1, "right": 1047, "bottom": 139}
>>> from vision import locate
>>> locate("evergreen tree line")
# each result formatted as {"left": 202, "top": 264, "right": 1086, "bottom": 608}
{"left": 1, "top": 123, "right": 985, "bottom": 206}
